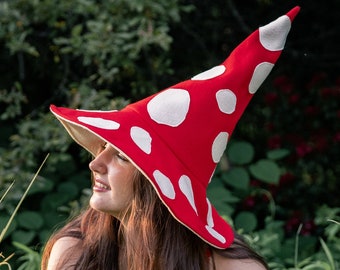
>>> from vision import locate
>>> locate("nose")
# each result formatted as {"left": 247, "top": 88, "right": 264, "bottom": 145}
{"left": 89, "top": 150, "right": 108, "bottom": 174}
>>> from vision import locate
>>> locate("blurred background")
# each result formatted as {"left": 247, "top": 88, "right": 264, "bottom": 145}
{"left": 0, "top": 0, "right": 339, "bottom": 269}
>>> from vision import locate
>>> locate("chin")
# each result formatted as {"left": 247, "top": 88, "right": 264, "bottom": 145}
{"left": 89, "top": 196, "right": 120, "bottom": 217}
{"left": 90, "top": 195, "right": 107, "bottom": 212}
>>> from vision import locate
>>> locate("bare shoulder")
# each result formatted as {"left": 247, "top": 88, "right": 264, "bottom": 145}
{"left": 213, "top": 252, "right": 267, "bottom": 270}
{"left": 47, "top": 237, "right": 82, "bottom": 270}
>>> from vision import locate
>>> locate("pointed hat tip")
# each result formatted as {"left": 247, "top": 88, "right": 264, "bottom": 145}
{"left": 287, "top": 6, "right": 300, "bottom": 21}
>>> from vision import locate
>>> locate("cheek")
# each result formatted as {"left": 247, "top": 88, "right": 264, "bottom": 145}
{"left": 108, "top": 169, "right": 135, "bottom": 195}
{"left": 120, "top": 172, "right": 135, "bottom": 198}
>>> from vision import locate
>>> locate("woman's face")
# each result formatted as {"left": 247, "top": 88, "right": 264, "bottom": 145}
{"left": 89, "top": 142, "right": 136, "bottom": 218}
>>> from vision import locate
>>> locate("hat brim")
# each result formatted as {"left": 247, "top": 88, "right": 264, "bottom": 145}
{"left": 50, "top": 104, "right": 234, "bottom": 248}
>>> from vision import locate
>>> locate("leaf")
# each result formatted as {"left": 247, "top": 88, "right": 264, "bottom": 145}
{"left": 207, "top": 185, "right": 239, "bottom": 204}
{"left": 41, "top": 192, "right": 72, "bottom": 212}
{"left": 57, "top": 181, "right": 79, "bottom": 200}
{"left": 12, "top": 230, "right": 36, "bottom": 245}
{"left": 0, "top": 154, "right": 49, "bottom": 243}
{"left": 227, "top": 141, "right": 254, "bottom": 165}
{"left": 12, "top": 241, "right": 41, "bottom": 270}
{"left": 266, "top": 149, "right": 290, "bottom": 160}
{"left": 234, "top": 211, "right": 257, "bottom": 232}
{"left": 71, "top": 24, "right": 83, "bottom": 36}
{"left": 320, "top": 238, "right": 335, "bottom": 270}
{"left": 17, "top": 211, "right": 44, "bottom": 230}
{"left": 213, "top": 201, "right": 235, "bottom": 218}
{"left": 28, "top": 177, "right": 54, "bottom": 195}
{"left": 42, "top": 210, "right": 68, "bottom": 228}
{"left": 249, "top": 159, "right": 281, "bottom": 184}
{"left": 222, "top": 167, "right": 250, "bottom": 190}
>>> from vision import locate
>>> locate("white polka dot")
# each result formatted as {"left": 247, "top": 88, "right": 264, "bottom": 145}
{"left": 77, "top": 109, "right": 118, "bottom": 113}
{"left": 147, "top": 89, "right": 190, "bottom": 127}
{"left": 77, "top": 116, "right": 120, "bottom": 130}
{"left": 153, "top": 170, "right": 176, "bottom": 199}
{"left": 206, "top": 197, "right": 227, "bottom": 243}
{"left": 216, "top": 89, "right": 237, "bottom": 114}
{"left": 212, "top": 132, "right": 229, "bottom": 163}
{"left": 249, "top": 62, "right": 274, "bottom": 94}
{"left": 130, "top": 126, "right": 152, "bottom": 154}
{"left": 259, "top": 15, "right": 291, "bottom": 51}
{"left": 191, "top": 65, "right": 226, "bottom": 80}
{"left": 205, "top": 225, "right": 226, "bottom": 244}
{"left": 179, "top": 175, "right": 198, "bottom": 215}
{"left": 206, "top": 199, "right": 214, "bottom": 227}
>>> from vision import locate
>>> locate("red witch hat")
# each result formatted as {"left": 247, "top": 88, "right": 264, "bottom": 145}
{"left": 51, "top": 7, "right": 300, "bottom": 248}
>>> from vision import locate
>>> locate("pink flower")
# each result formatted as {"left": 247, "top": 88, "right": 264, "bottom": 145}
{"left": 321, "top": 87, "right": 334, "bottom": 98}
{"left": 242, "top": 196, "right": 256, "bottom": 209}
{"left": 296, "top": 142, "right": 313, "bottom": 157}
{"left": 273, "top": 75, "right": 289, "bottom": 87}
{"left": 285, "top": 211, "right": 302, "bottom": 234}
{"left": 289, "top": 94, "right": 300, "bottom": 104}
{"left": 333, "top": 132, "right": 340, "bottom": 143}
{"left": 301, "top": 220, "right": 316, "bottom": 236}
{"left": 265, "top": 122, "right": 275, "bottom": 132}
{"left": 264, "top": 92, "right": 279, "bottom": 106}
{"left": 273, "top": 75, "right": 294, "bottom": 94}
{"left": 321, "top": 86, "right": 340, "bottom": 98}
{"left": 268, "top": 134, "right": 282, "bottom": 149}
{"left": 304, "top": 106, "right": 319, "bottom": 117}
{"left": 279, "top": 172, "right": 296, "bottom": 186}
{"left": 306, "top": 72, "right": 327, "bottom": 88}
{"left": 310, "top": 130, "right": 328, "bottom": 152}
{"left": 335, "top": 76, "right": 340, "bottom": 86}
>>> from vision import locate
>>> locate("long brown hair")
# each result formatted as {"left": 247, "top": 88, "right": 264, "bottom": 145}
{"left": 41, "top": 171, "right": 268, "bottom": 269}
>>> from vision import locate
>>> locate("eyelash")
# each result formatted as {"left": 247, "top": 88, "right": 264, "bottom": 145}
{"left": 117, "top": 153, "right": 128, "bottom": 162}
{"left": 100, "top": 142, "right": 108, "bottom": 150}
{"left": 100, "top": 142, "right": 128, "bottom": 162}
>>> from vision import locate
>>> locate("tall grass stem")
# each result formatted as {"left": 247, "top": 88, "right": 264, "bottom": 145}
{"left": 0, "top": 154, "right": 49, "bottom": 244}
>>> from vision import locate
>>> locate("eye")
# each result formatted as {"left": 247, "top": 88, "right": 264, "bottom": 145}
{"left": 117, "top": 152, "right": 129, "bottom": 162}
{"left": 95, "top": 142, "right": 108, "bottom": 155}
{"left": 101, "top": 142, "right": 108, "bottom": 149}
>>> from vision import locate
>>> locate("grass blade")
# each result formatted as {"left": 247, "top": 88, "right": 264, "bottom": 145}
{"left": 319, "top": 238, "right": 335, "bottom": 270}
{"left": 0, "top": 182, "right": 15, "bottom": 204}
{"left": 0, "top": 154, "right": 49, "bottom": 244}
{"left": 294, "top": 223, "right": 303, "bottom": 268}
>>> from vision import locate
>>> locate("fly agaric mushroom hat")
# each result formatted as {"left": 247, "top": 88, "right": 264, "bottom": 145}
{"left": 50, "top": 7, "right": 300, "bottom": 249}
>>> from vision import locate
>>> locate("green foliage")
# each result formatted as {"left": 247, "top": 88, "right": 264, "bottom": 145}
{"left": 0, "top": 1, "right": 189, "bottom": 268}
{"left": 0, "top": 158, "right": 47, "bottom": 269}
{"left": 234, "top": 211, "right": 258, "bottom": 233}
{"left": 0, "top": 1, "right": 339, "bottom": 269}
{"left": 235, "top": 205, "right": 339, "bottom": 270}
{"left": 209, "top": 140, "right": 287, "bottom": 231}
{"left": 0, "top": 252, "right": 14, "bottom": 270}
{"left": 228, "top": 141, "right": 255, "bottom": 165}
{"left": 0, "top": 82, "right": 27, "bottom": 120}
{"left": 249, "top": 159, "right": 281, "bottom": 184}
{"left": 12, "top": 242, "right": 41, "bottom": 270}
{"left": 208, "top": 138, "right": 339, "bottom": 269}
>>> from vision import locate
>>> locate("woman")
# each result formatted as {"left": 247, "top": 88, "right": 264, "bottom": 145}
{"left": 42, "top": 144, "right": 267, "bottom": 269}
{"left": 42, "top": 6, "right": 299, "bottom": 269}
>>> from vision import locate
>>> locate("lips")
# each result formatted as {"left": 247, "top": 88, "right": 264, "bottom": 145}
{"left": 93, "top": 179, "right": 111, "bottom": 192}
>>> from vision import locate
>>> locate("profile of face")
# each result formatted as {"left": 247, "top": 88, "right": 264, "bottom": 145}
{"left": 89, "top": 142, "right": 137, "bottom": 218}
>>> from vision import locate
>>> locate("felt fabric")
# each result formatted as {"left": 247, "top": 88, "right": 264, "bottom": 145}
{"left": 50, "top": 6, "right": 300, "bottom": 248}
